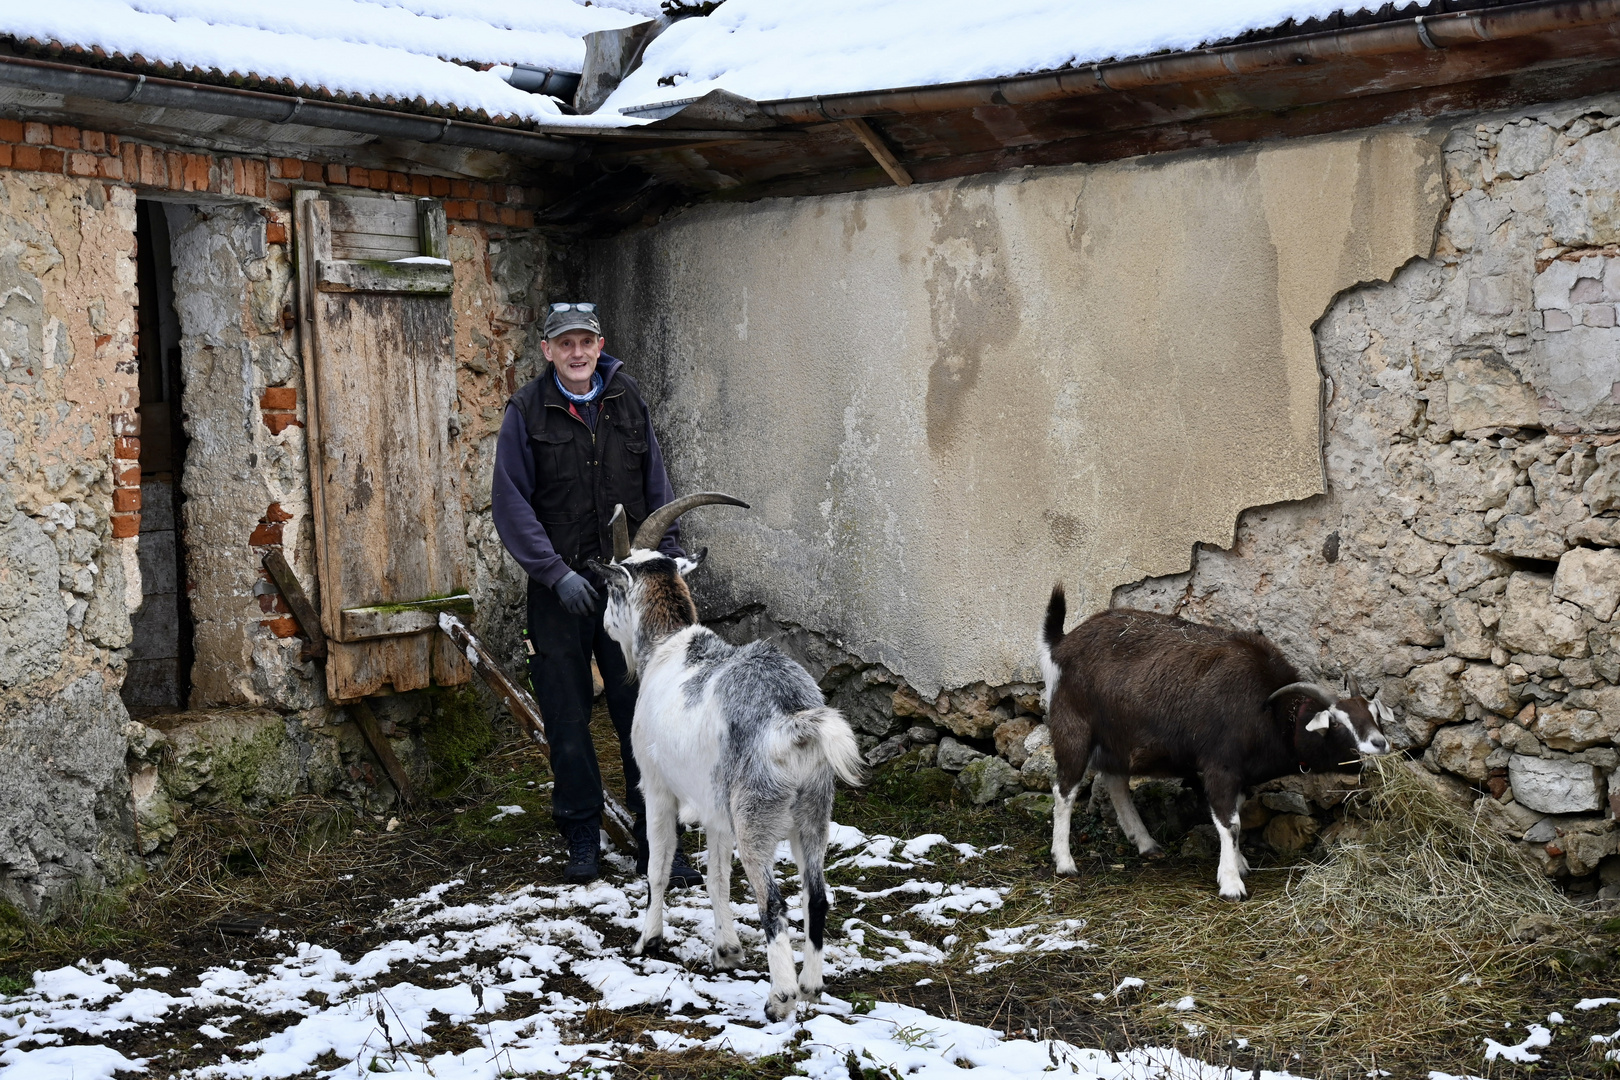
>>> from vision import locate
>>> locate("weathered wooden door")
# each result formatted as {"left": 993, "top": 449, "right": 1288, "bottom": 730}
{"left": 294, "top": 189, "right": 470, "bottom": 702}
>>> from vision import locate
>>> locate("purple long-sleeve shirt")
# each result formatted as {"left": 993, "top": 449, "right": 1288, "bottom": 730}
{"left": 491, "top": 355, "right": 681, "bottom": 589}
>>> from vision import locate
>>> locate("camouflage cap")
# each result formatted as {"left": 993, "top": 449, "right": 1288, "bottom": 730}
{"left": 543, "top": 302, "right": 602, "bottom": 339}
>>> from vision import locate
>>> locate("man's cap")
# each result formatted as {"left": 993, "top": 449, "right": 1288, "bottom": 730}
{"left": 544, "top": 302, "right": 602, "bottom": 340}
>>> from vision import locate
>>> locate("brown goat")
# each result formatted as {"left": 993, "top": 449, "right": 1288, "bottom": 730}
{"left": 1038, "top": 585, "right": 1393, "bottom": 899}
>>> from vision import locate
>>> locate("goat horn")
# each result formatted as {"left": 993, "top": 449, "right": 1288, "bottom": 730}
{"left": 632, "top": 492, "right": 750, "bottom": 552}
{"left": 1267, "top": 682, "right": 1338, "bottom": 708}
{"left": 1347, "top": 672, "right": 1364, "bottom": 698}
{"left": 610, "top": 503, "right": 631, "bottom": 562}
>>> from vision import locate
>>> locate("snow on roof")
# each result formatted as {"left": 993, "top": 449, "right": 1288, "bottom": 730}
{"left": 4, "top": 0, "right": 659, "bottom": 125}
{"left": 602, "top": 0, "right": 1384, "bottom": 115}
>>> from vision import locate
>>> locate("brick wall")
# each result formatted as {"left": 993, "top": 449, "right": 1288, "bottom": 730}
{"left": 0, "top": 118, "right": 541, "bottom": 224}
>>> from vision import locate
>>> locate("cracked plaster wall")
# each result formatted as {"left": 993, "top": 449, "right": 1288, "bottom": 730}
{"left": 1115, "top": 94, "right": 1620, "bottom": 883}
{"left": 590, "top": 126, "right": 1445, "bottom": 698}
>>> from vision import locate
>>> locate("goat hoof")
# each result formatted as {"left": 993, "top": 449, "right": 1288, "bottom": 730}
{"left": 799, "top": 981, "right": 824, "bottom": 1000}
{"left": 1054, "top": 865, "right": 1079, "bottom": 878}
{"left": 1141, "top": 845, "right": 1166, "bottom": 861}
{"left": 712, "top": 943, "right": 744, "bottom": 970}
{"left": 632, "top": 934, "right": 663, "bottom": 956}
{"left": 1218, "top": 888, "right": 1248, "bottom": 903}
{"left": 764, "top": 988, "right": 799, "bottom": 1022}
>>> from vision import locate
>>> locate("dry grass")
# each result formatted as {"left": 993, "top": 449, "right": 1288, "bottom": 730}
{"left": 6, "top": 719, "right": 1613, "bottom": 1078}
{"left": 959, "top": 756, "right": 1592, "bottom": 1069}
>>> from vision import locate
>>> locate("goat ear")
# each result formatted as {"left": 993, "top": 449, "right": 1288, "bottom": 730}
{"left": 1305, "top": 710, "right": 1332, "bottom": 733}
{"left": 675, "top": 547, "right": 707, "bottom": 576}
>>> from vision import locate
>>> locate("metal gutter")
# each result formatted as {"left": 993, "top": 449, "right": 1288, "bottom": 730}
{"left": 753, "top": 0, "right": 1620, "bottom": 122}
{"left": 0, "top": 54, "right": 585, "bottom": 160}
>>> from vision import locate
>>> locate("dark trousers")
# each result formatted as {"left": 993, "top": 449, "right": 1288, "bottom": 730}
{"left": 526, "top": 579, "right": 644, "bottom": 834}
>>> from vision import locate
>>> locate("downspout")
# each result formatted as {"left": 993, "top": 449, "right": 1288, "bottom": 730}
{"left": 754, "top": 0, "right": 1620, "bottom": 122}
{"left": 0, "top": 54, "right": 584, "bottom": 161}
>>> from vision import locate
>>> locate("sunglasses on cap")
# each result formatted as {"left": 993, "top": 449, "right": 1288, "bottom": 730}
{"left": 549, "top": 302, "right": 598, "bottom": 313}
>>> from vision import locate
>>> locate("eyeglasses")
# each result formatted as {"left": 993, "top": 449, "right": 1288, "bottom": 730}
{"left": 549, "top": 302, "right": 597, "bottom": 313}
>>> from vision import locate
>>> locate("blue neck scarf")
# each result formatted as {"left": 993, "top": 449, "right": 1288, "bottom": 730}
{"left": 554, "top": 369, "right": 604, "bottom": 404}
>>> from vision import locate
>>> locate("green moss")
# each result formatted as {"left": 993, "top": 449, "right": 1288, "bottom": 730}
{"left": 0, "top": 886, "right": 135, "bottom": 970}
{"left": 423, "top": 686, "right": 497, "bottom": 795}
{"left": 363, "top": 593, "right": 474, "bottom": 616}
{"left": 867, "top": 750, "right": 957, "bottom": 807}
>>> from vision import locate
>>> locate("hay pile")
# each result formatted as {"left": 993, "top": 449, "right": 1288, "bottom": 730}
{"left": 1281, "top": 757, "right": 1568, "bottom": 938}
{"left": 1037, "top": 757, "right": 1582, "bottom": 1063}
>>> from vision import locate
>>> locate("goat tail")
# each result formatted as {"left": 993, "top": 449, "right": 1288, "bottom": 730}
{"left": 1043, "top": 583, "right": 1067, "bottom": 650}
{"left": 770, "top": 706, "right": 867, "bottom": 787}
{"left": 1039, "top": 583, "right": 1067, "bottom": 713}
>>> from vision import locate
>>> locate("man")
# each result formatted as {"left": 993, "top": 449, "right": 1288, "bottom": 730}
{"left": 492, "top": 301, "right": 703, "bottom": 886}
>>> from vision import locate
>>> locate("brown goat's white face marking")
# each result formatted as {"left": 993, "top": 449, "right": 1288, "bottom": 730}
{"left": 1306, "top": 696, "right": 1392, "bottom": 756}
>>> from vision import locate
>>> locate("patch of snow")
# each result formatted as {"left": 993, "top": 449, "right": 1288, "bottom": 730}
{"left": 0, "top": 823, "right": 1340, "bottom": 1080}
{"left": 487, "top": 804, "right": 525, "bottom": 821}
{"left": 604, "top": 0, "right": 1401, "bottom": 116}
{"left": 33, "top": 966, "right": 124, "bottom": 1004}
{"left": 9, "top": 0, "right": 650, "bottom": 125}
{"left": 1170, "top": 995, "right": 1197, "bottom": 1011}
{"left": 0, "top": 1044, "right": 145, "bottom": 1080}
{"left": 1484, "top": 1023, "right": 1552, "bottom": 1063}
{"left": 971, "top": 919, "right": 1092, "bottom": 973}
{"left": 1578, "top": 997, "right": 1620, "bottom": 1009}
{"left": 899, "top": 833, "right": 947, "bottom": 861}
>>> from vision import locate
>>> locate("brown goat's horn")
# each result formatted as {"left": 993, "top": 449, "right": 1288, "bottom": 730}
{"left": 632, "top": 492, "right": 750, "bottom": 552}
{"left": 610, "top": 504, "right": 632, "bottom": 562}
{"left": 1347, "top": 672, "right": 1364, "bottom": 698}
{"left": 1267, "top": 682, "right": 1338, "bottom": 708}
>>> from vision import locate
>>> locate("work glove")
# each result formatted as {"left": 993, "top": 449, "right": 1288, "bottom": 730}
{"left": 555, "top": 571, "right": 600, "bottom": 616}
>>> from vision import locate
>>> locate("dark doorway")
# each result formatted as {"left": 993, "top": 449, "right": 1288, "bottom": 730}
{"left": 121, "top": 200, "right": 192, "bottom": 716}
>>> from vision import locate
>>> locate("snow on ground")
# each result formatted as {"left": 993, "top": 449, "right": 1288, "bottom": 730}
{"left": 0, "top": 824, "right": 1318, "bottom": 1080}
{"left": 603, "top": 0, "right": 1388, "bottom": 114}
{"left": 5, "top": 0, "right": 649, "bottom": 125}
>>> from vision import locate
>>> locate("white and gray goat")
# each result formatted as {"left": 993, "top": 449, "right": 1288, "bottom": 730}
{"left": 1038, "top": 585, "right": 1394, "bottom": 900}
{"left": 590, "top": 494, "right": 865, "bottom": 1021}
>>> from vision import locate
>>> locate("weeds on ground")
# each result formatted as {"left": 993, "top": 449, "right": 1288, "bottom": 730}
{"left": 832, "top": 751, "right": 1619, "bottom": 1077}
{"left": 5, "top": 713, "right": 1618, "bottom": 1080}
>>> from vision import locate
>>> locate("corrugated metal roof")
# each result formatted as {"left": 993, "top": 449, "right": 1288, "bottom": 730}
{"left": 0, "top": 0, "right": 655, "bottom": 125}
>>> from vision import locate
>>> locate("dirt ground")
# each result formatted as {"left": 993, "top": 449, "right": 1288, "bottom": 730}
{"left": 3, "top": 708, "right": 1619, "bottom": 1080}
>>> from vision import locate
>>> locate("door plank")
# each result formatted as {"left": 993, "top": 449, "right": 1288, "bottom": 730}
{"left": 295, "top": 190, "right": 471, "bottom": 701}
{"left": 316, "top": 258, "right": 453, "bottom": 295}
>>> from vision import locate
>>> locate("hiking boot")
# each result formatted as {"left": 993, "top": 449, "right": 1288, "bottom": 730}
{"left": 562, "top": 822, "right": 600, "bottom": 884}
{"left": 669, "top": 844, "right": 704, "bottom": 889}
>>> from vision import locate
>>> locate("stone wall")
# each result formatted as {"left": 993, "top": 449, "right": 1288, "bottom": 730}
{"left": 0, "top": 122, "right": 556, "bottom": 913}
{"left": 0, "top": 170, "right": 141, "bottom": 914}
{"left": 1115, "top": 94, "right": 1620, "bottom": 888}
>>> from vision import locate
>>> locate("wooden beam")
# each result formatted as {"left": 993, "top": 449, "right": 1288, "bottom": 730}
{"left": 840, "top": 117, "right": 912, "bottom": 187}
{"left": 262, "top": 549, "right": 327, "bottom": 659}
{"left": 341, "top": 593, "right": 475, "bottom": 641}
{"left": 316, "top": 258, "right": 453, "bottom": 295}
{"left": 438, "top": 613, "right": 639, "bottom": 852}
{"left": 416, "top": 198, "right": 448, "bottom": 260}
{"left": 352, "top": 698, "right": 419, "bottom": 807}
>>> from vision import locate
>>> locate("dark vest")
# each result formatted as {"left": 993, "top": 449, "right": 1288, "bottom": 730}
{"left": 511, "top": 364, "right": 652, "bottom": 572}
